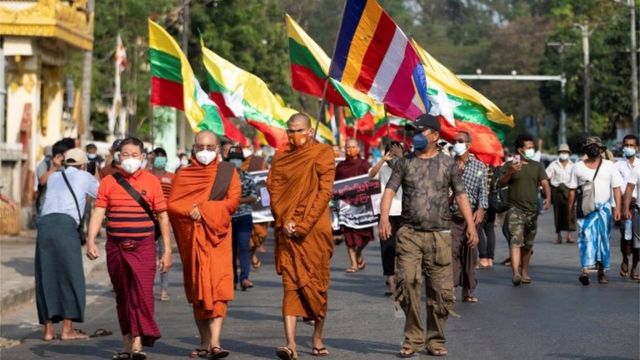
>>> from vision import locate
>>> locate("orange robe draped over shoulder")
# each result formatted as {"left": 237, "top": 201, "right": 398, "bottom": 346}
{"left": 267, "top": 143, "right": 336, "bottom": 320}
{"left": 167, "top": 159, "right": 240, "bottom": 320}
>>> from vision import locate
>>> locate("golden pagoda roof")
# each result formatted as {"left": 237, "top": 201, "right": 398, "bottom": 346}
{"left": 0, "top": 0, "right": 94, "bottom": 50}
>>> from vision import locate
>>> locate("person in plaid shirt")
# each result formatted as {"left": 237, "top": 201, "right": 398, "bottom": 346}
{"left": 450, "top": 131, "right": 488, "bottom": 303}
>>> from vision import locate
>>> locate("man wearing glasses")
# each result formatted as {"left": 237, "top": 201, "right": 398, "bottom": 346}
{"left": 268, "top": 113, "right": 336, "bottom": 359}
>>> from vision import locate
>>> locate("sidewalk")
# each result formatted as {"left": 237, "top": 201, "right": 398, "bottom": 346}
{"left": 0, "top": 231, "right": 107, "bottom": 315}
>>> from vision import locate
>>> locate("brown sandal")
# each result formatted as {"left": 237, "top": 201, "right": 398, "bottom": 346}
{"left": 208, "top": 347, "right": 230, "bottom": 359}
{"left": 276, "top": 346, "right": 298, "bottom": 360}
{"left": 312, "top": 347, "right": 329, "bottom": 356}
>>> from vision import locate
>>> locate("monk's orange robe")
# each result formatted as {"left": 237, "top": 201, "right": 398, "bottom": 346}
{"left": 167, "top": 159, "right": 240, "bottom": 320}
{"left": 267, "top": 142, "right": 336, "bottom": 320}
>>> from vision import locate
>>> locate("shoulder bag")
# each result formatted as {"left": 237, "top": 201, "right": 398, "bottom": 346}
{"left": 61, "top": 170, "right": 86, "bottom": 245}
{"left": 576, "top": 159, "right": 603, "bottom": 219}
{"left": 489, "top": 167, "right": 510, "bottom": 213}
{"left": 113, "top": 172, "right": 161, "bottom": 238}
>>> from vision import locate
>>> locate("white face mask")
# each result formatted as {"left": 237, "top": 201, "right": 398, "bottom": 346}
{"left": 242, "top": 148, "right": 252, "bottom": 158}
{"left": 523, "top": 148, "right": 536, "bottom": 160}
{"left": 180, "top": 158, "right": 189, "bottom": 166}
{"left": 559, "top": 153, "right": 570, "bottom": 161}
{"left": 195, "top": 150, "right": 217, "bottom": 165}
{"left": 121, "top": 158, "right": 142, "bottom": 174}
{"left": 87, "top": 153, "right": 97, "bottom": 160}
{"left": 453, "top": 142, "right": 467, "bottom": 156}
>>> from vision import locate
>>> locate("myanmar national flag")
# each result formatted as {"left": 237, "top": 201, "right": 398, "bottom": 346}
{"left": 286, "top": 14, "right": 373, "bottom": 119}
{"left": 201, "top": 42, "right": 335, "bottom": 147}
{"left": 148, "top": 19, "right": 246, "bottom": 145}
{"left": 412, "top": 40, "right": 514, "bottom": 165}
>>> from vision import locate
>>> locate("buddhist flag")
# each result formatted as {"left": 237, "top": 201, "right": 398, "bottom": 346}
{"left": 330, "top": 0, "right": 430, "bottom": 121}
{"left": 286, "top": 14, "right": 373, "bottom": 119}
{"left": 148, "top": 19, "right": 225, "bottom": 135}
{"left": 201, "top": 42, "right": 335, "bottom": 147}
{"left": 413, "top": 40, "right": 514, "bottom": 165}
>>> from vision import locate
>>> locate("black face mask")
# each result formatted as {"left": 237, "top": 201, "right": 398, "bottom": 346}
{"left": 584, "top": 145, "right": 601, "bottom": 158}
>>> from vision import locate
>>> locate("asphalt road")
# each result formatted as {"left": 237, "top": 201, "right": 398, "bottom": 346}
{"left": 1, "top": 212, "right": 639, "bottom": 359}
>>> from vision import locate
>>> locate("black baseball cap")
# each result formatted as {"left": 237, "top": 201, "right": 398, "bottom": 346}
{"left": 412, "top": 113, "right": 440, "bottom": 132}
{"left": 227, "top": 146, "right": 244, "bottom": 161}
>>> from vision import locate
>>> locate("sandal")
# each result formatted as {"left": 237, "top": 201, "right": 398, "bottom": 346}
{"left": 621, "top": 263, "right": 629, "bottom": 278}
{"left": 357, "top": 259, "right": 366, "bottom": 270}
{"left": 579, "top": 272, "right": 590, "bottom": 286}
{"left": 112, "top": 352, "right": 131, "bottom": 360}
{"left": 190, "top": 348, "right": 210, "bottom": 358}
{"left": 462, "top": 295, "right": 478, "bottom": 303}
{"left": 426, "top": 346, "right": 448, "bottom": 356}
{"left": 276, "top": 346, "right": 298, "bottom": 360}
{"left": 131, "top": 351, "right": 147, "bottom": 360}
{"left": 398, "top": 347, "right": 416, "bottom": 358}
{"left": 631, "top": 273, "right": 640, "bottom": 281}
{"left": 345, "top": 267, "right": 358, "bottom": 273}
{"left": 312, "top": 347, "right": 329, "bottom": 356}
{"left": 90, "top": 328, "right": 113, "bottom": 338}
{"left": 207, "top": 346, "right": 230, "bottom": 359}
{"left": 241, "top": 279, "right": 254, "bottom": 291}
{"left": 521, "top": 277, "right": 532, "bottom": 284}
{"left": 251, "top": 259, "right": 262, "bottom": 269}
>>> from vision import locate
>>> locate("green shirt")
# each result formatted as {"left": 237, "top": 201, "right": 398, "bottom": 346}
{"left": 499, "top": 160, "right": 548, "bottom": 212}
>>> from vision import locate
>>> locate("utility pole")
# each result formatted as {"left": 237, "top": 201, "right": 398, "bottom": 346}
{"left": 80, "top": 0, "right": 95, "bottom": 142}
{"left": 575, "top": 22, "right": 592, "bottom": 136}
{"left": 630, "top": 0, "right": 639, "bottom": 138}
{"left": 547, "top": 41, "right": 574, "bottom": 145}
{"left": 178, "top": 0, "right": 190, "bottom": 151}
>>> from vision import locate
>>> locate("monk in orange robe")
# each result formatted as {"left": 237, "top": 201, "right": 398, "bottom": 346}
{"left": 168, "top": 130, "right": 240, "bottom": 359}
{"left": 268, "top": 113, "right": 336, "bottom": 360}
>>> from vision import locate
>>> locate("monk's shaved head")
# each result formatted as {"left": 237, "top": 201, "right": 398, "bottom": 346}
{"left": 287, "top": 113, "right": 311, "bottom": 129}
{"left": 195, "top": 130, "right": 218, "bottom": 146}
{"left": 346, "top": 139, "right": 359, "bottom": 148}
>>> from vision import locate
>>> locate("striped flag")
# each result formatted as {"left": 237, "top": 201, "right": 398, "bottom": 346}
{"left": 413, "top": 40, "right": 514, "bottom": 165}
{"left": 286, "top": 14, "right": 373, "bottom": 119}
{"left": 330, "top": 0, "right": 430, "bottom": 121}
{"left": 201, "top": 42, "right": 336, "bottom": 147}
{"left": 148, "top": 20, "right": 223, "bottom": 135}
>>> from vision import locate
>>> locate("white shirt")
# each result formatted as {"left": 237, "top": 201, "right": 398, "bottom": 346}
{"left": 569, "top": 159, "right": 622, "bottom": 205}
{"left": 545, "top": 159, "right": 574, "bottom": 187}
{"left": 41, "top": 167, "right": 99, "bottom": 224}
{"left": 615, "top": 157, "right": 638, "bottom": 195}
{"left": 624, "top": 165, "right": 640, "bottom": 206}
{"left": 376, "top": 162, "right": 402, "bottom": 216}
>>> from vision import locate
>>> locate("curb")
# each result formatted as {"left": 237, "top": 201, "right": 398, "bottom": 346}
{"left": 0, "top": 244, "right": 107, "bottom": 316}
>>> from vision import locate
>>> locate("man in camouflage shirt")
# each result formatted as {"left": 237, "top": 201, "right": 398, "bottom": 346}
{"left": 380, "top": 114, "right": 479, "bottom": 358}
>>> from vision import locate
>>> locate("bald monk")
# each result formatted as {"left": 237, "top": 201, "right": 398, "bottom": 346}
{"left": 240, "top": 147, "right": 269, "bottom": 269}
{"left": 268, "top": 113, "right": 336, "bottom": 360}
{"left": 168, "top": 130, "right": 241, "bottom": 359}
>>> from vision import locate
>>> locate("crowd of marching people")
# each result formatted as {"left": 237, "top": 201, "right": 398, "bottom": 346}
{"left": 27, "top": 111, "right": 639, "bottom": 359}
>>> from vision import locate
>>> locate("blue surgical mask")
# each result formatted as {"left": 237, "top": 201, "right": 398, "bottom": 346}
{"left": 623, "top": 147, "right": 637, "bottom": 158}
{"left": 523, "top": 148, "right": 536, "bottom": 160}
{"left": 153, "top": 156, "right": 167, "bottom": 169}
{"left": 412, "top": 133, "right": 428, "bottom": 151}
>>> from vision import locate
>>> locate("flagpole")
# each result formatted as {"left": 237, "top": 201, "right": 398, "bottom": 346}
{"left": 314, "top": 0, "right": 347, "bottom": 141}
{"left": 384, "top": 104, "right": 390, "bottom": 145}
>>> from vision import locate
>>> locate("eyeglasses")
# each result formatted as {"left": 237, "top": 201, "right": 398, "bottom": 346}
{"left": 286, "top": 128, "right": 308, "bottom": 134}
{"left": 193, "top": 145, "right": 216, "bottom": 151}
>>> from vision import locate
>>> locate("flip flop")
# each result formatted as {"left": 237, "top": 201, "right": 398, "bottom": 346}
{"left": 357, "top": 259, "right": 366, "bottom": 270}
{"left": 208, "top": 347, "right": 230, "bottom": 359}
{"left": 112, "top": 352, "right": 131, "bottom": 360}
{"left": 521, "top": 277, "right": 532, "bottom": 284}
{"left": 426, "top": 346, "right": 448, "bottom": 356}
{"left": 251, "top": 259, "right": 262, "bottom": 269}
{"left": 90, "top": 328, "right": 113, "bottom": 338}
{"left": 276, "top": 346, "right": 298, "bottom": 360}
{"left": 398, "top": 348, "right": 416, "bottom": 358}
{"left": 312, "top": 347, "right": 329, "bottom": 356}
{"left": 190, "top": 348, "right": 209, "bottom": 358}
{"left": 131, "top": 351, "right": 147, "bottom": 360}
{"left": 463, "top": 296, "right": 478, "bottom": 303}
{"left": 345, "top": 267, "right": 358, "bottom": 273}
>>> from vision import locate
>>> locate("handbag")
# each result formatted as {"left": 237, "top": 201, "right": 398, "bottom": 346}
{"left": 61, "top": 170, "right": 86, "bottom": 245}
{"left": 112, "top": 172, "right": 161, "bottom": 238}
{"left": 489, "top": 169, "right": 510, "bottom": 213}
{"left": 576, "top": 159, "right": 603, "bottom": 219}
